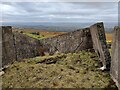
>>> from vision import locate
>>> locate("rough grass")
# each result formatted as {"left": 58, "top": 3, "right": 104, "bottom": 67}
{"left": 23, "top": 31, "right": 65, "bottom": 39}
{"left": 14, "top": 29, "right": 65, "bottom": 39}
{"left": 106, "top": 33, "right": 112, "bottom": 43}
{"left": 23, "top": 33, "right": 45, "bottom": 40}
{"left": 2, "top": 51, "right": 117, "bottom": 88}
{"left": 105, "top": 33, "right": 112, "bottom": 55}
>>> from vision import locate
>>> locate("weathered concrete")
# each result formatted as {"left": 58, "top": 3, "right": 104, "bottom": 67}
{"left": 90, "top": 22, "right": 111, "bottom": 70}
{"left": 1, "top": 23, "right": 111, "bottom": 71}
{"left": 1, "top": 26, "right": 16, "bottom": 66}
{"left": 1, "top": 23, "right": 110, "bottom": 67}
{"left": 0, "top": 27, "right": 2, "bottom": 90}
{"left": 0, "top": 27, "right": 2, "bottom": 69}
{"left": 40, "top": 28, "right": 93, "bottom": 54}
{"left": 1, "top": 26, "right": 46, "bottom": 66}
{"left": 111, "top": 26, "right": 120, "bottom": 90}
{"left": 13, "top": 32, "right": 45, "bottom": 61}
{"left": 2, "top": 26, "right": 93, "bottom": 66}
{"left": 1, "top": 23, "right": 120, "bottom": 89}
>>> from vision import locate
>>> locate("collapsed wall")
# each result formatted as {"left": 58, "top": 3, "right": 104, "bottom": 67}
{"left": 90, "top": 22, "right": 111, "bottom": 70}
{"left": 40, "top": 28, "right": 93, "bottom": 54}
{"left": 110, "top": 26, "right": 120, "bottom": 90}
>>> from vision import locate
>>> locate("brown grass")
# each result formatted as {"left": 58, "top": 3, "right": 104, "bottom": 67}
{"left": 106, "top": 33, "right": 112, "bottom": 42}
{"left": 14, "top": 29, "right": 112, "bottom": 41}
{"left": 13, "top": 29, "right": 66, "bottom": 38}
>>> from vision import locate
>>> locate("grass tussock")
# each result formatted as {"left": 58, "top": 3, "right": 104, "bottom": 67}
{"left": 2, "top": 51, "right": 117, "bottom": 88}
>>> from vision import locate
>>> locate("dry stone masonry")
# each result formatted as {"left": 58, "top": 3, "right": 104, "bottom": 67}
{"left": 111, "top": 26, "right": 120, "bottom": 90}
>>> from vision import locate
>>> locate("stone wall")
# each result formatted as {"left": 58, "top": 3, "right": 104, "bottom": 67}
{"left": 110, "top": 26, "right": 120, "bottom": 90}
{"left": 90, "top": 22, "right": 111, "bottom": 70}
{"left": 40, "top": 28, "right": 93, "bottom": 54}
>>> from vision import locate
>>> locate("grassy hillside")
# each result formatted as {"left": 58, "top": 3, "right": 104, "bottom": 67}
{"left": 2, "top": 51, "right": 117, "bottom": 88}
{"left": 13, "top": 28, "right": 66, "bottom": 39}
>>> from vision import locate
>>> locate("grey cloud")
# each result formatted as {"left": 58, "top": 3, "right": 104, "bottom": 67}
{"left": 1, "top": 2, "right": 118, "bottom": 27}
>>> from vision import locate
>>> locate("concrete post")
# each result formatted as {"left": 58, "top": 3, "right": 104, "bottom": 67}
{"left": 90, "top": 22, "right": 111, "bottom": 70}
{"left": 111, "top": 26, "right": 120, "bottom": 90}
{"left": 2, "top": 26, "right": 16, "bottom": 66}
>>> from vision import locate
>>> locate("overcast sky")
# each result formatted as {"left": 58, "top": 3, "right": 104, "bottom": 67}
{"left": 0, "top": 2, "right": 118, "bottom": 27}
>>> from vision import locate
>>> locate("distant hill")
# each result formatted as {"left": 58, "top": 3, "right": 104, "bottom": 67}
{"left": 13, "top": 25, "right": 113, "bottom": 33}
{"left": 12, "top": 25, "right": 81, "bottom": 32}
{"left": 3, "top": 22, "right": 114, "bottom": 32}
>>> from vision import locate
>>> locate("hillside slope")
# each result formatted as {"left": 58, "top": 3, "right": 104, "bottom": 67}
{"left": 2, "top": 51, "right": 117, "bottom": 88}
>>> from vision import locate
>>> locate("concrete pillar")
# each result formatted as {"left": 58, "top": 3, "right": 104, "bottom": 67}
{"left": 0, "top": 27, "right": 2, "bottom": 90}
{"left": 0, "top": 27, "right": 2, "bottom": 68}
{"left": 90, "top": 22, "right": 111, "bottom": 70}
{"left": 1, "top": 26, "right": 16, "bottom": 66}
{"left": 111, "top": 26, "right": 120, "bottom": 90}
